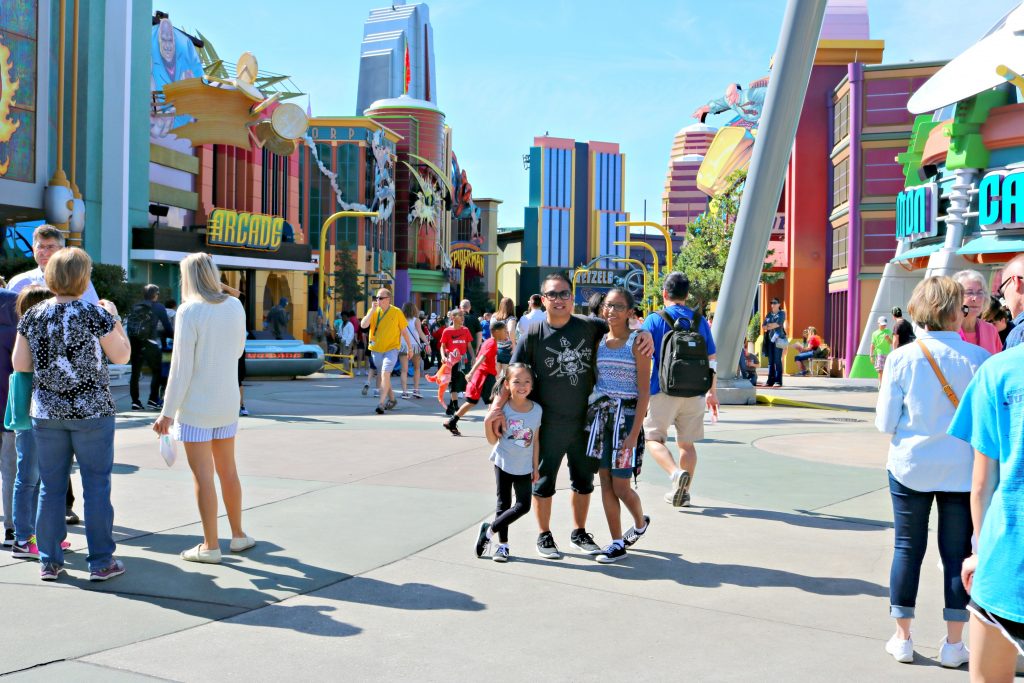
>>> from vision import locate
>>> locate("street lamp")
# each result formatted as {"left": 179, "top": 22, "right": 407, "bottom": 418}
{"left": 451, "top": 249, "right": 499, "bottom": 302}
{"left": 494, "top": 259, "right": 525, "bottom": 310}
{"left": 616, "top": 220, "right": 674, "bottom": 272}
{"left": 614, "top": 240, "right": 660, "bottom": 283}
{"left": 319, "top": 211, "right": 378, "bottom": 323}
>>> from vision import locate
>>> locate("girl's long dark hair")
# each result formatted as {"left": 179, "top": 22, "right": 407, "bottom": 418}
{"left": 492, "top": 362, "right": 534, "bottom": 401}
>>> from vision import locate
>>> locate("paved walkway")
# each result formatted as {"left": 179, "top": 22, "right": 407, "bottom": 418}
{"left": 1, "top": 371, "right": 980, "bottom": 680}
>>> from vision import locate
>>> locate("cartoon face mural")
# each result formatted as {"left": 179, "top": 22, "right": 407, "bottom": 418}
{"left": 150, "top": 17, "right": 203, "bottom": 141}
{"left": 451, "top": 151, "right": 481, "bottom": 245}
{"left": 0, "top": 0, "right": 38, "bottom": 184}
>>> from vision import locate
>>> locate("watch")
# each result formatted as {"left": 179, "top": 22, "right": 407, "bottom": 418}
{"left": 111, "top": 314, "right": 122, "bottom": 324}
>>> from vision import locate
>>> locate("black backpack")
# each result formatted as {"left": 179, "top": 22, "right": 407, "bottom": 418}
{"left": 657, "top": 309, "right": 713, "bottom": 397}
{"left": 125, "top": 302, "right": 157, "bottom": 342}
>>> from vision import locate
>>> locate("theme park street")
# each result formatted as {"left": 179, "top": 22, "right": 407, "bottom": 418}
{"left": 0, "top": 372, "right": 974, "bottom": 681}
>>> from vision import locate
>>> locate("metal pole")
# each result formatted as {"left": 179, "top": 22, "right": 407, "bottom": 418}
{"left": 319, "top": 211, "right": 377, "bottom": 320}
{"left": 617, "top": 221, "right": 673, "bottom": 274}
{"left": 614, "top": 240, "right": 659, "bottom": 282}
{"left": 711, "top": 0, "right": 826, "bottom": 403}
{"left": 494, "top": 260, "right": 526, "bottom": 310}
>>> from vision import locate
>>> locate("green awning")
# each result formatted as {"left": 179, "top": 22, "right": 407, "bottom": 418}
{"left": 957, "top": 235, "right": 1024, "bottom": 256}
{"left": 890, "top": 242, "right": 942, "bottom": 263}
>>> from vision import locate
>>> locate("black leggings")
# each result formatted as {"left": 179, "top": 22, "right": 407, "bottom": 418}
{"left": 492, "top": 466, "right": 533, "bottom": 543}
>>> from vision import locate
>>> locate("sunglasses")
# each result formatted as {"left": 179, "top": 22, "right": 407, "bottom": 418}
{"left": 374, "top": 295, "right": 391, "bottom": 301}
{"left": 997, "top": 274, "right": 1021, "bottom": 299}
{"left": 542, "top": 289, "right": 572, "bottom": 300}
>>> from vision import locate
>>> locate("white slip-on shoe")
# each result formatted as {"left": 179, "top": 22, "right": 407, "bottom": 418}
{"left": 229, "top": 536, "right": 256, "bottom": 553}
{"left": 885, "top": 633, "right": 914, "bottom": 664}
{"left": 180, "top": 544, "right": 222, "bottom": 564}
{"left": 938, "top": 638, "right": 969, "bottom": 668}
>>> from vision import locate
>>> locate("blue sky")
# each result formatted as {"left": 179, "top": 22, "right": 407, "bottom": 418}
{"left": 167, "top": 0, "right": 1019, "bottom": 228}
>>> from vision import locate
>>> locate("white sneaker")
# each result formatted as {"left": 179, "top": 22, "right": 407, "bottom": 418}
{"left": 938, "top": 638, "right": 969, "bottom": 668}
{"left": 885, "top": 633, "right": 914, "bottom": 663}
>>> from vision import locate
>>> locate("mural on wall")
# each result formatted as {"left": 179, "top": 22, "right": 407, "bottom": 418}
{"left": 0, "top": 0, "right": 37, "bottom": 184}
{"left": 693, "top": 74, "right": 770, "bottom": 197}
{"left": 301, "top": 128, "right": 394, "bottom": 225}
{"left": 150, "top": 17, "right": 203, "bottom": 142}
{"left": 404, "top": 161, "right": 442, "bottom": 268}
{"left": 451, "top": 151, "right": 481, "bottom": 246}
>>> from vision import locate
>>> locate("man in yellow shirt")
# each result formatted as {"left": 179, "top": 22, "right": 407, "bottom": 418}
{"left": 361, "top": 288, "right": 414, "bottom": 414}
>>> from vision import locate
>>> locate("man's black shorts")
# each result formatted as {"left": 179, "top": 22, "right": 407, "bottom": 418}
{"left": 533, "top": 420, "right": 598, "bottom": 498}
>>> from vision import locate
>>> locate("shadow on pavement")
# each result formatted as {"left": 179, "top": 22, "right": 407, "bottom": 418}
{"left": 516, "top": 549, "right": 887, "bottom": 597}
{"left": 687, "top": 506, "right": 892, "bottom": 531}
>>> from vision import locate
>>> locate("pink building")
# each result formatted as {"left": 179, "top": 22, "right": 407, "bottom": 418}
{"left": 661, "top": 122, "right": 717, "bottom": 241}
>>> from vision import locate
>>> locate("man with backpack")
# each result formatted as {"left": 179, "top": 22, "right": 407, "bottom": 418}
{"left": 642, "top": 272, "right": 718, "bottom": 508}
{"left": 127, "top": 284, "right": 174, "bottom": 411}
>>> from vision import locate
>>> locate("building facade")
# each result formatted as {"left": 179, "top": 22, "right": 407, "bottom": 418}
{"left": 661, "top": 122, "right": 717, "bottom": 245}
{"left": 520, "top": 136, "right": 631, "bottom": 304}
{"left": 355, "top": 1, "right": 437, "bottom": 117}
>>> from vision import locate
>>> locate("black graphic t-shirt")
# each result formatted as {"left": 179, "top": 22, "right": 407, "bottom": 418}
{"left": 511, "top": 314, "right": 608, "bottom": 423}
{"left": 17, "top": 299, "right": 116, "bottom": 420}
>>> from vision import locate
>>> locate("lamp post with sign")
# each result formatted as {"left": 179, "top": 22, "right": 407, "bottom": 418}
{"left": 494, "top": 260, "right": 525, "bottom": 310}
{"left": 319, "top": 211, "right": 378, "bottom": 323}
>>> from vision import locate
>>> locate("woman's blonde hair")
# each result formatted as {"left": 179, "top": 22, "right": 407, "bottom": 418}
{"left": 180, "top": 252, "right": 228, "bottom": 304}
{"left": 907, "top": 276, "right": 963, "bottom": 331}
{"left": 44, "top": 247, "right": 91, "bottom": 297}
{"left": 494, "top": 297, "right": 515, "bottom": 321}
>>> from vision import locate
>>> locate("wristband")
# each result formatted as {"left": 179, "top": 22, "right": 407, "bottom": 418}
{"left": 708, "top": 360, "right": 717, "bottom": 372}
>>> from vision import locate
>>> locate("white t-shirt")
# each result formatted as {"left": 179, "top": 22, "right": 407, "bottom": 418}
{"left": 8, "top": 266, "right": 100, "bottom": 305}
{"left": 516, "top": 308, "right": 546, "bottom": 338}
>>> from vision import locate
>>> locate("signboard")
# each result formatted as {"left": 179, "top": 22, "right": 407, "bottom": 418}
{"left": 0, "top": 0, "right": 39, "bottom": 184}
{"left": 207, "top": 208, "right": 284, "bottom": 251}
{"left": 895, "top": 183, "right": 938, "bottom": 241}
{"left": 574, "top": 268, "right": 636, "bottom": 306}
{"left": 979, "top": 169, "right": 1024, "bottom": 228}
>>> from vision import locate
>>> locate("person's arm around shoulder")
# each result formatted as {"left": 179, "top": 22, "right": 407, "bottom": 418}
{"left": 97, "top": 300, "right": 131, "bottom": 364}
{"left": 484, "top": 404, "right": 503, "bottom": 446}
{"left": 487, "top": 329, "right": 532, "bottom": 436}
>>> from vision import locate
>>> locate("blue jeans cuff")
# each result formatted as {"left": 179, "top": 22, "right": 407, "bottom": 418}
{"left": 890, "top": 605, "right": 915, "bottom": 619}
{"left": 943, "top": 608, "right": 969, "bottom": 623}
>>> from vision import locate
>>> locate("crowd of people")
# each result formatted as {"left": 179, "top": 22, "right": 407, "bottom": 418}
{"left": 874, "top": 261, "right": 1024, "bottom": 674}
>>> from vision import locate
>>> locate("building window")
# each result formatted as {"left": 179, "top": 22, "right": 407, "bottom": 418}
{"left": 833, "top": 158, "right": 850, "bottom": 208}
{"left": 832, "top": 223, "right": 848, "bottom": 271}
{"left": 834, "top": 94, "right": 850, "bottom": 144}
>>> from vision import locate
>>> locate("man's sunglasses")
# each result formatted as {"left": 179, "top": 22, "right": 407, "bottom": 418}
{"left": 374, "top": 295, "right": 390, "bottom": 301}
{"left": 997, "top": 274, "right": 1021, "bottom": 299}
{"left": 542, "top": 289, "right": 572, "bottom": 300}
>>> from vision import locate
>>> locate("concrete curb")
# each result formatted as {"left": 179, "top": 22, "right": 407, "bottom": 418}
{"left": 755, "top": 394, "right": 847, "bottom": 411}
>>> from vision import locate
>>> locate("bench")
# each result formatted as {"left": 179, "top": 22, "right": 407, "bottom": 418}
{"left": 324, "top": 354, "right": 355, "bottom": 378}
{"left": 808, "top": 358, "right": 831, "bottom": 377}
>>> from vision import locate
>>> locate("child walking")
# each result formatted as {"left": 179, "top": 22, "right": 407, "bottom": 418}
{"left": 444, "top": 321, "right": 506, "bottom": 436}
{"left": 475, "top": 363, "right": 540, "bottom": 562}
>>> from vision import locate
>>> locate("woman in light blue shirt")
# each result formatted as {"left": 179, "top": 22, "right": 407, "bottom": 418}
{"left": 875, "top": 276, "right": 990, "bottom": 668}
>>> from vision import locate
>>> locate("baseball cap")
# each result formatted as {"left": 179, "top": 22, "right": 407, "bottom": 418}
{"left": 877, "top": 316, "right": 888, "bottom": 325}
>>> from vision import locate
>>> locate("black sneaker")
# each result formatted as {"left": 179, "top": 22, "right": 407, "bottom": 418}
{"left": 147, "top": 399, "right": 163, "bottom": 410}
{"left": 65, "top": 509, "right": 80, "bottom": 525}
{"left": 131, "top": 401, "right": 144, "bottom": 411}
{"left": 2, "top": 528, "right": 13, "bottom": 547}
{"left": 474, "top": 522, "right": 491, "bottom": 558}
{"left": 239, "top": 405, "right": 249, "bottom": 417}
{"left": 536, "top": 531, "right": 562, "bottom": 559}
{"left": 445, "top": 401, "right": 457, "bottom": 416}
{"left": 570, "top": 529, "right": 602, "bottom": 555}
{"left": 443, "top": 418, "right": 461, "bottom": 436}
{"left": 623, "top": 515, "right": 650, "bottom": 547}
{"left": 375, "top": 406, "right": 385, "bottom": 415}
{"left": 596, "top": 543, "right": 627, "bottom": 564}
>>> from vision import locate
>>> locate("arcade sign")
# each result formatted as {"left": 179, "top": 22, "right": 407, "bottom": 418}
{"left": 979, "top": 169, "right": 1024, "bottom": 228}
{"left": 207, "top": 208, "right": 284, "bottom": 251}
{"left": 895, "top": 183, "right": 938, "bottom": 242}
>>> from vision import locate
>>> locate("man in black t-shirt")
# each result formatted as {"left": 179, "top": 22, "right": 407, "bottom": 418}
{"left": 460, "top": 299, "right": 482, "bottom": 358}
{"left": 891, "top": 306, "right": 915, "bottom": 350}
{"left": 486, "top": 272, "right": 653, "bottom": 560}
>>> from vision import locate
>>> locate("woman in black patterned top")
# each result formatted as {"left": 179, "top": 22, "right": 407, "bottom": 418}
{"left": 12, "top": 247, "right": 131, "bottom": 582}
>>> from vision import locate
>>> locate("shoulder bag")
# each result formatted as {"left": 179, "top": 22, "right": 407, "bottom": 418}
{"left": 916, "top": 340, "right": 958, "bottom": 407}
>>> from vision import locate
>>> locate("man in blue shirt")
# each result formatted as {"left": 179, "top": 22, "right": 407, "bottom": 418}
{"left": 997, "top": 253, "right": 1024, "bottom": 349}
{"left": 641, "top": 272, "right": 718, "bottom": 508}
{"left": 947, "top": 343, "right": 1024, "bottom": 673}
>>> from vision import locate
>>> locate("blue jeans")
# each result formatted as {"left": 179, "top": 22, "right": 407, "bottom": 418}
{"left": 795, "top": 350, "right": 815, "bottom": 362}
{"left": 766, "top": 344, "right": 783, "bottom": 385}
{"left": 888, "top": 472, "right": 971, "bottom": 622}
{"left": 33, "top": 417, "right": 116, "bottom": 571}
{"left": 12, "top": 430, "right": 38, "bottom": 543}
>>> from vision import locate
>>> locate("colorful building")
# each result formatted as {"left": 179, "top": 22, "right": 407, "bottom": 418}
{"left": 355, "top": 1, "right": 437, "bottom": 116}
{"left": 519, "top": 136, "right": 632, "bottom": 304}
{"left": 660, "top": 122, "right": 717, "bottom": 252}
{"left": 297, "top": 117, "right": 400, "bottom": 317}
{"left": 0, "top": 0, "right": 150, "bottom": 264}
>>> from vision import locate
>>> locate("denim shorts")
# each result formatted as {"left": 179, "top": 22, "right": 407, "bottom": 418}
{"left": 371, "top": 349, "right": 399, "bottom": 373}
{"left": 173, "top": 421, "right": 239, "bottom": 443}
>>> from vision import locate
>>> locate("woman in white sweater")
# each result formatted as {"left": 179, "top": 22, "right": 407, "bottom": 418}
{"left": 153, "top": 253, "right": 252, "bottom": 563}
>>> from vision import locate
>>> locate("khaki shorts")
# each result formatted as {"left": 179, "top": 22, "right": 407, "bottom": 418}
{"left": 643, "top": 392, "right": 705, "bottom": 444}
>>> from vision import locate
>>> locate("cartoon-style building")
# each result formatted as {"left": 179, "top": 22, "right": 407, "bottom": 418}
{"left": 519, "top": 136, "right": 632, "bottom": 305}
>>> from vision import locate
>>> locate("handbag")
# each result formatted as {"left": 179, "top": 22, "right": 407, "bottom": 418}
{"left": 916, "top": 340, "right": 959, "bottom": 407}
{"left": 4, "top": 371, "right": 33, "bottom": 431}
{"left": 772, "top": 330, "right": 788, "bottom": 349}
